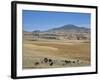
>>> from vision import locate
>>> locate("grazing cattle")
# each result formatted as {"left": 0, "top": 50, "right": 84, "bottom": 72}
{"left": 64, "top": 60, "right": 71, "bottom": 64}
{"left": 77, "top": 60, "right": 79, "bottom": 63}
{"left": 48, "top": 59, "right": 52, "bottom": 62}
{"left": 72, "top": 61, "right": 75, "bottom": 63}
{"left": 34, "top": 62, "right": 39, "bottom": 65}
{"left": 44, "top": 58, "right": 48, "bottom": 63}
{"left": 49, "top": 62, "right": 53, "bottom": 66}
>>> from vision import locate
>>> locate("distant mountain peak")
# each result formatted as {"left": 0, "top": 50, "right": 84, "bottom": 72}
{"left": 63, "top": 24, "right": 77, "bottom": 27}
{"left": 61, "top": 24, "right": 79, "bottom": 29}
{"left": 49, "top": 24, "right": 83, "bottom": 31}
{"left": 46, "top": 24, "right": 90, "bottom": 33}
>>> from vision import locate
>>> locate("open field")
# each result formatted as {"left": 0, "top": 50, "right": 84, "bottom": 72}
{"left": 22, "top": 39, "right": 90, "bottom": 69}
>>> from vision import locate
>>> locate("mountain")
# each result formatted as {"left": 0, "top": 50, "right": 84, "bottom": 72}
{"left": 46, "top": 24, "right": 90, "bottom": 33}
{"left": 24, "top": 24, "right": 90, "bottom": 40}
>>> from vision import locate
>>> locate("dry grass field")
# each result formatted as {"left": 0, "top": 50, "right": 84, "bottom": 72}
{"left": 22, "top": 39, "right": 90, "bottom": 69}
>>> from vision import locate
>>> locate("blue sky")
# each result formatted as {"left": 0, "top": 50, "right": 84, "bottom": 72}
{"left": 22, "top": 10, "right": 91, "bottom": 31}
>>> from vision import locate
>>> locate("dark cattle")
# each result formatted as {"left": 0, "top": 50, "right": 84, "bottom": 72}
{"left": 49, "top": 62, "right": 53, "bottom": 66}
{"left": 72, "top": 61, "right": 75, "bottom": 63}
{"left": 48, "top": 59, "right": 52, "bottom": 62}
{"left": 77, "top": 60, "right": 79, "bottom": 63}
{"left": 44, "top": 58, "right": 48, "bottom": 63}
{"left": 64, "top": 60, "right": 71, "bottom": 64}
{"left": 34, "top": 62, "right": 39, "bottom": 65}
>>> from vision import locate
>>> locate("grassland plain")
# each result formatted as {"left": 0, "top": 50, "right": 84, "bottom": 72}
{"left": 22, "top": 39, "right": 90, "bottom": 69}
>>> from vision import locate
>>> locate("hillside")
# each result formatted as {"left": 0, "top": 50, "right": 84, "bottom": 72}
{"left": 46, "top": 24, "right": 90, "bottom": 33}
{"left": 24, "top": 24, "right": 90, "bottom": 40}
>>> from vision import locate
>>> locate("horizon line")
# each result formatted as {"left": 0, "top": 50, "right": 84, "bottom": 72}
{"left": 23, "top": 24, "right": 90, "bottom": 32}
